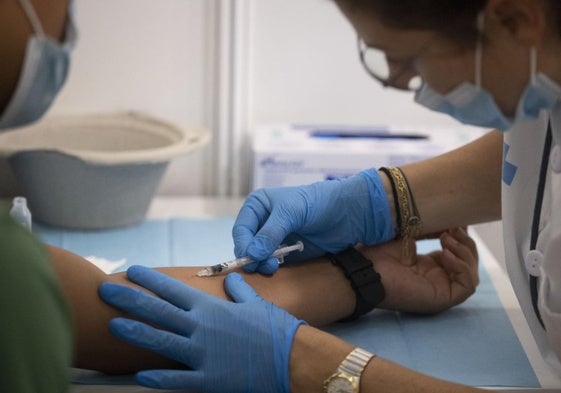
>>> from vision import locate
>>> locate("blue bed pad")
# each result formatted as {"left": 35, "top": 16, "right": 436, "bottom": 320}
{"left": 34, "top": 217, "right": 539, "bottom": 388}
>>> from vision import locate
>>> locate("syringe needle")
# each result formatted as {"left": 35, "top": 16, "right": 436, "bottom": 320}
{"left": 196, "top": 268, "right": 212, "bottom": 277}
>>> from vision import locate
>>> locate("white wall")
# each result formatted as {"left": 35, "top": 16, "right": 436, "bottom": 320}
{"left": 249, "top": 0, "right": 461, "bottom": 128}
{"left": 49, "top": 0, "right": 477, "bottom": 196}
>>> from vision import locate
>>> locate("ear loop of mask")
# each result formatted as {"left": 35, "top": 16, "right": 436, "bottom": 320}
{"left": 18, "top": 0, "right": 45, "bottom": 37}
{"left": 475, "top": 12, "right": 485, "bottom": 88}
{"left": 530, "top": 46, "right": 537, "bottom": 83}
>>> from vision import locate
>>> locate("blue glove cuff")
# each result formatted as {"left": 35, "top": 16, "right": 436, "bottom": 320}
{"left": 357, "top": 168, "right": 394, "bottom": 243}
{"left": 277, "top": 320, "right": 307, "bottom": 393}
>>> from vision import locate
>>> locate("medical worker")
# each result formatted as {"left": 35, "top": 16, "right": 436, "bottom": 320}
{"left": 0, "top": 0, "right": 74, "bottom": 391}
{"left": 100, "top": 0, "right": 561, "bottom": 392}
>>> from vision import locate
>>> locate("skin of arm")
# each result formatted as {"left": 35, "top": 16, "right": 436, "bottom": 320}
{"left": 380, "top": 130, "right": 503, "bottom": 236}
{"left": 290, "top": 325, "right": 482, "bottom": 393}
{"left": 47, "top": 225, "right": 478, "bottom": 378}
{"left": 47, "top": 245, "right": 356, "bottom": 374}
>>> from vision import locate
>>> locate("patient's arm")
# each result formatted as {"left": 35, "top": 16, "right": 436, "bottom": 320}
{"left": 47, "top": 227, "right": 477, "bottom": 374}
{"left": 47, "top": 246, "right": 356, "bottom": 374}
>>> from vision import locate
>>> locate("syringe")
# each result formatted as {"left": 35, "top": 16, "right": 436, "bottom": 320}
{"left": 196, "top": 241, "right": 304, "bottom": 277}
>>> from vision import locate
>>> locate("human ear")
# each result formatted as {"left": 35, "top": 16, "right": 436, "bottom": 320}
{"left": 485, "top": 0, "right": 547, "bottom": 47}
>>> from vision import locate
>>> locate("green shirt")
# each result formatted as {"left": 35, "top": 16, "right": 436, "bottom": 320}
{"left": 0, "top": 204, "right": 72, "bottom": 392}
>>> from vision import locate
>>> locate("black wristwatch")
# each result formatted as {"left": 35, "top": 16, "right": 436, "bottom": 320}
{"left": 327, "top": 247, "right": 385, "bottom": 321}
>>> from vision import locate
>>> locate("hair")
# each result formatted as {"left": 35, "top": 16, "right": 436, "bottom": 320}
{"left": 336, "top": 0, "right": 561, "bottom": 45}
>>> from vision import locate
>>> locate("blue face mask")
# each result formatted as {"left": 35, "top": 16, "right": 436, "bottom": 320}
{"left": 414, "top": 13, "right": 561, "bottom": 132}
{"left": 0, "top": 0, "right": 76, "bottom": 131}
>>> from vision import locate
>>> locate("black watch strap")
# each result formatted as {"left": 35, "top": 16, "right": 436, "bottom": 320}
{"left": 327, "top": 247, "right": 385, "bottom": 321}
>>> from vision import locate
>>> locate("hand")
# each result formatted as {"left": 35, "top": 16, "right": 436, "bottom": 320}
{"left": 360, "top": 227, "right": 479, "bottom": 314}
{"left": 233, "top": 168, "right": 394, "bottom": 274}
{"left": 98, "top": 266, "right": 305, "bottom": 393}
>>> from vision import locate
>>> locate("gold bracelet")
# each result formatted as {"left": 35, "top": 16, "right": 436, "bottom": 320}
{"left": 386, "top": 167, "right": 421, "bottom": 257}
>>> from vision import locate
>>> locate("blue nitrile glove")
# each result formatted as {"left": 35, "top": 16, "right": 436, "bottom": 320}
{"left": 233, "top": 168, "right": 393, "bottom": 274}
{"left": 98, "top": 265, "right": 306, "bottom": 393}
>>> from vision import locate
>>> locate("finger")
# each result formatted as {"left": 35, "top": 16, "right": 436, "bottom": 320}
{"left": 126, "top": 265, "right": 207, "bottom": 309}
{"left": 442, "top": 249, "right": 479, "bottom": 303}
{"left": 234, "top": 215, "right": 285, "bottom": 268}
{"left": 282, "top": 233, "right": 324, "bottom": 262}
{"left": 232, "top": 193, "right": 271, "bottom": 257}
{"left": 440, "top": 231, "right": 477, "bottom": 268}
{"left": 233, "top": 217, "right": 264, "bottom": 259}
{"left": 242, "top": 188, "right": 304, "bottom": 264}
{"left": 417, "top": 230, "right": 447, "bottom": 240}
{"left": 224, "top": 272, "right": 262, "bottom": 303}
{"left": 439, "top": 247, "right": 478, "bottom": 291}
{"left": 439, "top": 235, "right": 471, "bottom": 271}
{"left": 99, "top": 283, "right": 196, "bottom": 335}
{"left": 256, "top": 257, "right": 280, "bottom": 274}
{"left": 242, "top": 256, "right": 279, "bottom": 275}
{"left": 136, "top": 369, "right": 204, "bottom": 391}
{"left": 242, "top": 233, "right": 283, "bottom": 273}
{"left": 452, "top": 227, "right": 478, "bottom": 260}
{"left": 232, "top": 227, "right": 254, "bottom": 259}
{"left": 438, "top": 246, "right": 469, "bottom": 274}
{"left": 109, "top": 318, "right": 196, "bottom": 367}
{"left": 247, "top": 227, "right": 290, "bottom": 261}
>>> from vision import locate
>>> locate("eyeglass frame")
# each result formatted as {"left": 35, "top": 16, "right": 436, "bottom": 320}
{"left": 356, "top": 11, "right": 486, "bottom": 92}
{"left": 357, "top": 36, "right": 424, "bottom": 91}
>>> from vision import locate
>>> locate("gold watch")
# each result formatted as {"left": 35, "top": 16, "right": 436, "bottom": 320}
{"left": 323, "top": 347, "right": 375, "bottom": 393}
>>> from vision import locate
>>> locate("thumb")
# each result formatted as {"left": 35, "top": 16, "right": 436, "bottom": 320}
{"left": 224, "top": 272, "right": 263, "bottom": 304}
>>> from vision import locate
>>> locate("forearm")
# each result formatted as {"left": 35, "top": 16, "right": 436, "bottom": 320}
{"left": 290, "top": 325, "right": 484, "bottom": 393}
{"left": 381, "top": 130, "right": 503, "bottom": 235}
{"left": 47, "top": 245, "right": 355, "bottom": 374}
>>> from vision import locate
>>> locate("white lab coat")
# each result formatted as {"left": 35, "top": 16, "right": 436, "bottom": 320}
{"left": 502, "top": 104, "right": 561, "bottom": 374}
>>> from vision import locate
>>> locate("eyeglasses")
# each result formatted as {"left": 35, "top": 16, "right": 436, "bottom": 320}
{"left": 357, "top": 36, "right": 424, "bottom": 92}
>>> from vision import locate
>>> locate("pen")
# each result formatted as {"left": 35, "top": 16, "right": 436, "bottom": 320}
{"left": 311, "top": 130, "right": 428, "bottom": 140}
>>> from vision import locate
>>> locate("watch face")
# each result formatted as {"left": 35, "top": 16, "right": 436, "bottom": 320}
{"left": 326, "top": 375, "right": 357, "bottom": 393}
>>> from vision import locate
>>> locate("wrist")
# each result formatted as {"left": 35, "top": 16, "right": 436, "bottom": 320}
{"left": 267, "top": 259, "right": 356, "bottom": 326}
{"left": 352, "top": 245, "right": 392, "bottom": 310}
{"left": 357, "top": 168, "right": 394, "bottom": 243}
{"left": 290, "top": 325, "right": 354, "bottom": 393}
{"left": 327, "top": 247, "right": 385, "bottom": 321}
{"left": 323, "top": 347, "right": 375, "bottom": 393}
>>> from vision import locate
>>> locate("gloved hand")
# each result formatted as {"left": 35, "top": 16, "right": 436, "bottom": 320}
{"left": 233, "top": 168, "right": 394, "bottom": 274}
{"left": 98, "top": 265, "right": 306, "bottom": 393}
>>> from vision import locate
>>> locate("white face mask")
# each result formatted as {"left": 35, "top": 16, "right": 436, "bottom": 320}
{"left": 414, "top": 13, "right": 561, "bottom": 131}
{"left": 0, "top": 0, "right": 76, "bottom": 131}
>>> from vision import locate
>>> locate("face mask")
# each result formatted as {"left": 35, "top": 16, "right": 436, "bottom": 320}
{"left": 0, "top": 0, "right": 76, "bottom": 131}
{"left": 414, "top": 13, "right": 561, "bottom": 132}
